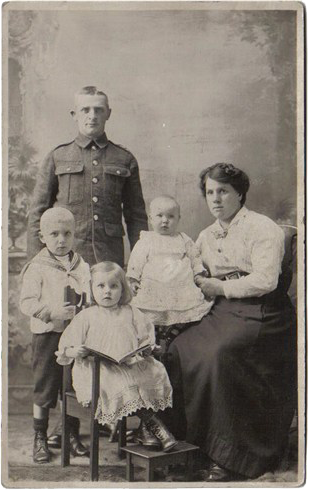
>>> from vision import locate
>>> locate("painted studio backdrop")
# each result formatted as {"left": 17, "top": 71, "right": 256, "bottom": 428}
{"left": 7, "top": 5, "right": 297, "bottom": 412}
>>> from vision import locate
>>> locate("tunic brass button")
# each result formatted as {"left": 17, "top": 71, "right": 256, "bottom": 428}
{"left": 92, "top": 177, "right": 98, "bottom": 184}
{"left": 93, "top": 215, "right": 99, "bottom": 221}
{"left": 92, "top": 196, "right": 98, "bottom": 203}
{"left": 93, "top": 160, "right": 98, "bottom": 166}
{"left": 116, "top": 170, "right": 121, "bottom": 175}
{"left": 66, "top": 167, "right": 71, "bottom": 171}
{"left": 91, "top": 145, "right": 97, "bottom": 150}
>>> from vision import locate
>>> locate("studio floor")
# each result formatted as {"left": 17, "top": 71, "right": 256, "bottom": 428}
{"left": 4, "top": 409, "right": 299, "bottom": 486}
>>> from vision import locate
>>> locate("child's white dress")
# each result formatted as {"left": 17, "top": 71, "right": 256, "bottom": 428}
{"left": 127, "top": 231, "right": 214, "bottom": 325}
{"left": 56, "top": 304, "right": 173, "bottom": 425}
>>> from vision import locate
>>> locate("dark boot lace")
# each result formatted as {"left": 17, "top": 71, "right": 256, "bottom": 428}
{"left": 34, "top": 431, "right": 48, "bottom": 452}
{"left": 148, "top": 422, "right": 168, "bottom": 441}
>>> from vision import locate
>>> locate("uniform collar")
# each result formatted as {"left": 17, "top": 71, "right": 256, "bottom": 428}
{"left": 75, "top": 132, "right": 109, "bottom": 149}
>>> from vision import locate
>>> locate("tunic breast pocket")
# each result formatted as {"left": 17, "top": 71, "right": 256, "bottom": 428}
{"left": 55, "top": 162, "right": 84, "bottom": 205}
{"left": 103, "top": 166, "right": 131, "bottom": 197}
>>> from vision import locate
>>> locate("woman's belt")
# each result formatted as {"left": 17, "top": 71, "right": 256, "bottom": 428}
{"left": 219, "top": 271, "right": 249, "bottom": 280}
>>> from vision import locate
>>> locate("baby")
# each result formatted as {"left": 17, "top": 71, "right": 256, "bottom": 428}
{"left": 127, "top": 196, "right": 213, "bottom": 340}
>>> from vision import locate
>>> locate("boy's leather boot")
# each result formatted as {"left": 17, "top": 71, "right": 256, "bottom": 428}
{"left": 33, "top": 430, "right": 50, "bottom": 464}
{"left": 69, "top": 429, "right": 90, "bottom": 457}
{"left": 47, "top": 419, "right": 62, "bottom": 448}
{"left": 69, "top": 417, "right": 90, "bottom": 457}
{"left": 134, "top": 421, "right": 161, "bottom": 448}
{"left": 144, "top": 414, "right": 178, "bottom": 453}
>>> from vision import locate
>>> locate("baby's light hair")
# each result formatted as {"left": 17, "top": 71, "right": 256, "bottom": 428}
{"left": 150, "top": 195, "right": 181, "bottom": 215}
{"left": 40, "top": 207, "right": 75, "bottom": 234}
{"left": 90, "top": 262, "right": 132, "bottom": 306}
{"left": 74, "top": 86, "right": 110, "bottom": 108}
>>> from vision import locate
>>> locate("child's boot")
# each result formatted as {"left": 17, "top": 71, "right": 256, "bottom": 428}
{"left": 33, "top": 430, "right": 50, "bottom": 464}
{"left": 33, "top": 417, "right": 50, "bottom": 463}
{"left": 68, "top": 416, "right": 90, "bottom": 457}
{"left": 47, "top": 418, "right": 62, "bottom": 448}
{"left": 134, "top": 420, "right": 161, "bottom": 448}
{"left": 140, "top": 410, "right": 178, "bottom": 452}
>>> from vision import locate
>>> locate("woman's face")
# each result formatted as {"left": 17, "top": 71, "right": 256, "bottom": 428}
{"left": 205, "top": 177, "right": 242, "bottom": 224}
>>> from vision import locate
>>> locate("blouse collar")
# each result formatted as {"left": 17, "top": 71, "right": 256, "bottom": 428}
{"left": 211, "top": 206, "right": 249, "bottom": 239}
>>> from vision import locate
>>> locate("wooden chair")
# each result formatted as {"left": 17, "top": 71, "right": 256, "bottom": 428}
{"left": 61, "top": 355, "right": 127, "bottom": 481}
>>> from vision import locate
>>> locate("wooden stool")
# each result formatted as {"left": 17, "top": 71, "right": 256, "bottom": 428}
{"left": 121, "top": 441, "right": 199, "bottom": 482}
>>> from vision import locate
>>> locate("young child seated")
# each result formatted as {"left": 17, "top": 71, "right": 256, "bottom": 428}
{"left": 20, "top": 207, "right": 91, "bottom": 464}
{"left": 56, "top": 262, "right": 178, "bottom": 452}
{"left": 126, "top": 195, "right": 213, "bottom": 345}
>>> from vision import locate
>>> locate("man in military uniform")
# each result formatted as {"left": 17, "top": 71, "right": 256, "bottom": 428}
{"left": 27, "top": 86, "right": 148, "bottom": 266}
{"left": 27, "top": 86, "right": 148, "bottom": 450}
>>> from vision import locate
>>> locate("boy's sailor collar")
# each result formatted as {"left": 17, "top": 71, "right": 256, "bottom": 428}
{"left": 20, "top": 247, "right": 83, "bottom": 281}
{"left": 32, "top": 247, "right": 82, "bottom": 272}
{"left": 75, "top": 132, "right": 108, "bottom": 149}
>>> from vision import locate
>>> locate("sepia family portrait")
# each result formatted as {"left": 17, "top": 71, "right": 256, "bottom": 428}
{"left": 2, "top": 1, "right": 305, "bottom": 487}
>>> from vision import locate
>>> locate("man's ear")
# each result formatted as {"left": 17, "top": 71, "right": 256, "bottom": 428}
{"left": 70, "top": 109, "right": 76, "bottom": 121}
{"left": 39, "top": 231, "right": 46, "bottom": 244}
{"left": 107, "top": 108, "right": 112, "bottom": 120}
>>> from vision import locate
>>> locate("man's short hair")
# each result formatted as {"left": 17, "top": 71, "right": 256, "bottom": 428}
{"left": 74, "top": 86, "right": 109, "bottom": 107}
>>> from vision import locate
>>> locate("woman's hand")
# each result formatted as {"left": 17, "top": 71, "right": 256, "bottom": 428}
{"left": 128, "top": 278, "right": 140, "bottom": 296}
{"left": 141, "top": 347, "right": 153, "bottom": 357}
{"left": 198, "top": 278, "right": 225, "bottom": 297}
{"left": 65, "top": 345, "right": 89, "bottom": 359}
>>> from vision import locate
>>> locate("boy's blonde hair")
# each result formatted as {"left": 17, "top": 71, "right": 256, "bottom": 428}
{"left": 90, "top": 262, "right": 132, "bottom": 306}
{"left": 40, "top": 207, "right": 75, "bottom": 233}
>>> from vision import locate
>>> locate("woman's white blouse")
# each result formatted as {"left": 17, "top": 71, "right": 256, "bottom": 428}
{"left": 196, "top": 207, "right": 285, "bottom": 299}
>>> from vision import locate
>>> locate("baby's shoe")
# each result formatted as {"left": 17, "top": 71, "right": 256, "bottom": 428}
{"left": 134, "top": 421, "right": 160, "bottom": 448}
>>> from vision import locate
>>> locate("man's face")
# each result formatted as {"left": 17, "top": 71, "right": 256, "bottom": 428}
{"left": 40, "top": 220, "right": 75, "bottom": 256}
{"left": 71, "top": 94, "right": 111, "bottom": 139}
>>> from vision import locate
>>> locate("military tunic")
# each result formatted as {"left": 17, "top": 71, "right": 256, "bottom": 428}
{"left": 27, "top": 133, "right": 148, "bottom": 266}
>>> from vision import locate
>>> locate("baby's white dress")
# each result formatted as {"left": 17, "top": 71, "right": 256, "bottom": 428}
{"left": 127, "top": 231, "right": 214, "bottom": 325}
{"left": 56, "top": 304, "right": 173, "bottom": 425}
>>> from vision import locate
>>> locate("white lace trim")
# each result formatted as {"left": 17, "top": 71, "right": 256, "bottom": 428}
{"left": 139, "top": 301, "right": 213, "bottom": 326}
{"left": 94, "top": 396, "right": 173, "bottom": 425}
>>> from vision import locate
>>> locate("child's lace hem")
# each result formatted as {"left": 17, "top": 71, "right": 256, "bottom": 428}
{"left": 138, "top": 301, "right": 214, "bottom": 326}
{"left": 94, "top": 396, "right": 173, "bottom": 426}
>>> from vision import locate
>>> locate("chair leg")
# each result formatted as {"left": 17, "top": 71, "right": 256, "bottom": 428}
{"left": 90, "top": 418, "right": 99, "bottom": 481}
{"left": 90, "top": 356, "right": 100, "bottom": 481}
{"left": 61, "top": 405, "right": 70, "bottom": 467}
{"left": 118, "top": 418, "right": 127, "bottom": 458}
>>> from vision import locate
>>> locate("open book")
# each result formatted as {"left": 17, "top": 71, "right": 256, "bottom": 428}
{"left": 85, "top": 343, "right": 152, "bottom": 365}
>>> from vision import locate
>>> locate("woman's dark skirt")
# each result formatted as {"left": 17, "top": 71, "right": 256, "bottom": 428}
{"left": 167, "top": 293, "right": 297, "bottom": 478}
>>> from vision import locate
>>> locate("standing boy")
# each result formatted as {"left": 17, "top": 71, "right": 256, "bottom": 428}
{"left": 27, "top": 86, "right": 148, "bottom": 267}
{"left": 20, "top": 208, "right": 91, "bottom": 463}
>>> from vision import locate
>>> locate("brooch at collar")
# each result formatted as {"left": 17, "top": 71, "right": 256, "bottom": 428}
{"left": 211, "top": 229, "right": 228, "bottom": 240}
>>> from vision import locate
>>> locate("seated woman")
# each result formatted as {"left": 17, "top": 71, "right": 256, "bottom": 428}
{"left": 167, "top": 163, "right": 297, "bottom": 481}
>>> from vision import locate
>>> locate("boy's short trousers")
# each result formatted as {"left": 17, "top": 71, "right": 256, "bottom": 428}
{"left": 32, "top": 332, "right": 63, "bottom": 408}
